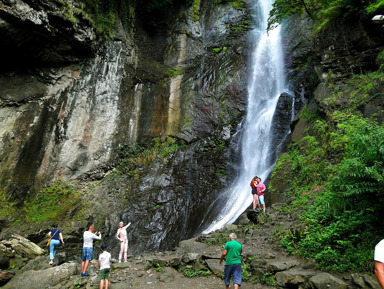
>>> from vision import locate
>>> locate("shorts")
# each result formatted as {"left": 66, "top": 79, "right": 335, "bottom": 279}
{"left": 224, "top": 264, "right": 242, "bottom": 286}
{"left": 99, "top": 268, "right": 110, "bottom": 280}
{"left": 257, "top": 195, "right": 265, "bottom": 205}
{"left": 82, "top": 247, "right": 93, "bottom": 261}
{"left": 251, "top": 187, "right": 258, "bottom": 195}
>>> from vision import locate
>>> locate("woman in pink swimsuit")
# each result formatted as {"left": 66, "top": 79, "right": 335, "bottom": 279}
{"left": 116, "top": 221, "right": 131, "bottom": 263}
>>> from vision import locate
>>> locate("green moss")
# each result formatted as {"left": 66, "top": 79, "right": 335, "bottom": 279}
{"left": 116, "top": 136, "right": 185, "bottom": 177}
{"left": 0, "top": 188, "right": 17, "bottom": 220}
{"left": 230, "top": 0, "right": 245, "bottom": 9}
{"left": 212, "top": 47, "right": 228, "bottom": 53}
{"left": 192, "top": 0, "right": 201, "bottom": 22}
{"left": 23, "top": 179, "right": 82, "bottom": 223}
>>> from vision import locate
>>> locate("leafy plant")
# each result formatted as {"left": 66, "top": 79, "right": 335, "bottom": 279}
{"left": 155, "top": 265, "right": 165, "bottom": 272}
{"left": 268, "top": 0, "right": 370, "bottom": 34}
{"left": 261, "top": 272, "right": 276, "bottom": 286}
{"left": 272, "top": 103, "right": 384, "bottom": 272}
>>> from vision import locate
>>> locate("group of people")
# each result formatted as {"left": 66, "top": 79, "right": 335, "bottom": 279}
{"left": 250, "top": 176, "right": 266, "bottom": 212}
{"left": 47, "top": 221, "right": 131, "bottom": 289}
{"left": 46, "top": 194, "right": 384, "bottom": 289}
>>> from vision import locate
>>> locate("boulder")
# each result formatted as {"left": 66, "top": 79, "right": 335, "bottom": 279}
{"left": 351, "top": 273, "right": 381, "bottom": 289}
{"left": 0, "top": 234, "right": 45, "bottom": 269}
{"left": 182, "top": 253, "right": 201, "bottom": 263}
{"left": 159, "top": 267, "right": 176, "bottom": 282}
{"left": 177, "top": 238, "right": 208, "bottom": 255}
{"left": 3, "top": 262, "right": 78, "bottom": 289}
{"left": 275, "top": 269, "right": 318, "bottom": 288}
{"left": 205, "top": 259, "right": 224, "bottom": 275}
{"left": 309, "top": 272, "right": 348, "bottom": 289}
{"left": 266, "top": 260, "right": 299, "bottom": 272}
{"left": 0, "top": 270, "right": 14, "bottom": 286}
{"left": 149, "top": 256, "right": 182, "bottom": 267}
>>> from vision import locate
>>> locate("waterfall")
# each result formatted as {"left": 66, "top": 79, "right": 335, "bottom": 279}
{"left": 200, "top": 0, "right": 293, "bottom": 233}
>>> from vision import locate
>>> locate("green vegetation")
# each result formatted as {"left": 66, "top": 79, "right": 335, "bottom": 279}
{"left": 156, "top": 265, "right": 165, "bottom": 272}
{"left": 272, "top": 67, "right": 384, "bottom": 272}
{"left": 214, "top": 0, "right": 245, "bottom": 8}
{"left": 116, "top": 136, "right": 185, "bottom": 178}
{"left": 73, "top": 281, "right": 83, "bottom": 288}
{"left": 261, "top": 272, "right": 277, "bottom": 286}
{"left": 230, "top": 19, "right": 252, "bottom": 32}
{"left": 212, "top": 47, "right": 228, "bottom": 53}
{"left": 268, "top": 0, "right": 383, "bottom": 33}
{"left": 191, "top": 0, "right": 201, "bottom": 22}
{"left": 179, "top": 266, "right": 212, "bottom": 277}
{"left": 23, "top": 180, "right": 82, "bottom": 223}
{"left": 205, "top": 233, "right": 229, "bottom": 245}
{"left": 0, "top": 189, "right": 17, "bottom": 219}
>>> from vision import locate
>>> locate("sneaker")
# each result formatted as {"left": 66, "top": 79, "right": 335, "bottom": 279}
{"left": 84, "top": 273, "right": 90, "bottom": 276}
{"left": 81, "top": 272, "right": 87, "bottom": 277}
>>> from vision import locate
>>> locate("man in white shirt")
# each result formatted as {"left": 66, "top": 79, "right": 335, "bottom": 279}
{"left": 375, "top": 239, "right": 384, "bottom": 288}
{"left": 81, "top": 224, "right": 101, "bottom": 277}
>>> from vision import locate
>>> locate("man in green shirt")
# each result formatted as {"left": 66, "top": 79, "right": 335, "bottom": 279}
{"left": 219, "top": 233, "right": 242, "bottom": 289}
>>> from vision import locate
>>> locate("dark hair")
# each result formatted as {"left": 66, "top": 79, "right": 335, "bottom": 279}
{"left": 101, "top": 244, "right": 107, "bottom": 250}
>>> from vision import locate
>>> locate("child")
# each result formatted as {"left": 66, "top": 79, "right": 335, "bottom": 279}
{"left": 98, "top": 244, "right": 111, "bottom": 289}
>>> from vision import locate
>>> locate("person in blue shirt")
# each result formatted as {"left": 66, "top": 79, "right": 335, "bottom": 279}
{"left": 47, "top": 224, "right": 64, "bottom": 265}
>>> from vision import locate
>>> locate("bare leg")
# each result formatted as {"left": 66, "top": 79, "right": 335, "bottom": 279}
{"left": 123, "top": 240, "right": 128, "bottom": 262}
{"left": 234, "top": 284, "right": 240, "bottom": 289}
{"left": 105, "top": 279, "right": 109, "bottom": 289}
{"left": 253, "top": 194, "right": 258, "bottom": 209}
{"left": 83, "top": 260, "right": 90, "bottom": 273}
{"left": 119, "top": 241, "right": 124, "bottom": 262}
{"left": 100, "top": 279, "right": 104, "bottom": 289}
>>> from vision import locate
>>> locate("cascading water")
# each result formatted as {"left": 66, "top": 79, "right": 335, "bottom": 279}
{"left": 200, "top": 0, "right": 293, "bottom": 233}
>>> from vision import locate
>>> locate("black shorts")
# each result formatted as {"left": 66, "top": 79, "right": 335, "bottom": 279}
{"left": 251, "top": 187, "right": 258, "bottom": 195}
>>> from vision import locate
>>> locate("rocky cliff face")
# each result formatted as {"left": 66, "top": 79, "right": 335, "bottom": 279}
{"left": 268, "top": 12, "right": 384, "bottom": 203}
{"left": 0, "top": 0, "right": 259, "bottom": 254}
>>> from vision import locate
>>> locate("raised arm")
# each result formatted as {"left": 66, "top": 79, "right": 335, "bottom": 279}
{"left": 93, "top": 232, "right": 102, "bottom": 240}
{"left": 124, "top": 222, "right": 131, "bottom": 230}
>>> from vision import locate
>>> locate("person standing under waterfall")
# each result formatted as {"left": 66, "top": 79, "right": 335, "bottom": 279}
{"left": 219, "top": 233, "right": 242, "bottom": 289}
{"left": 250, "top": 176, "right": 259, "bottom": 212}
{"left": 256, "top": 177, "right": 266, "bottom": 213}
{"left": 116, "top": 221, "right": 131, "bottom": 263}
